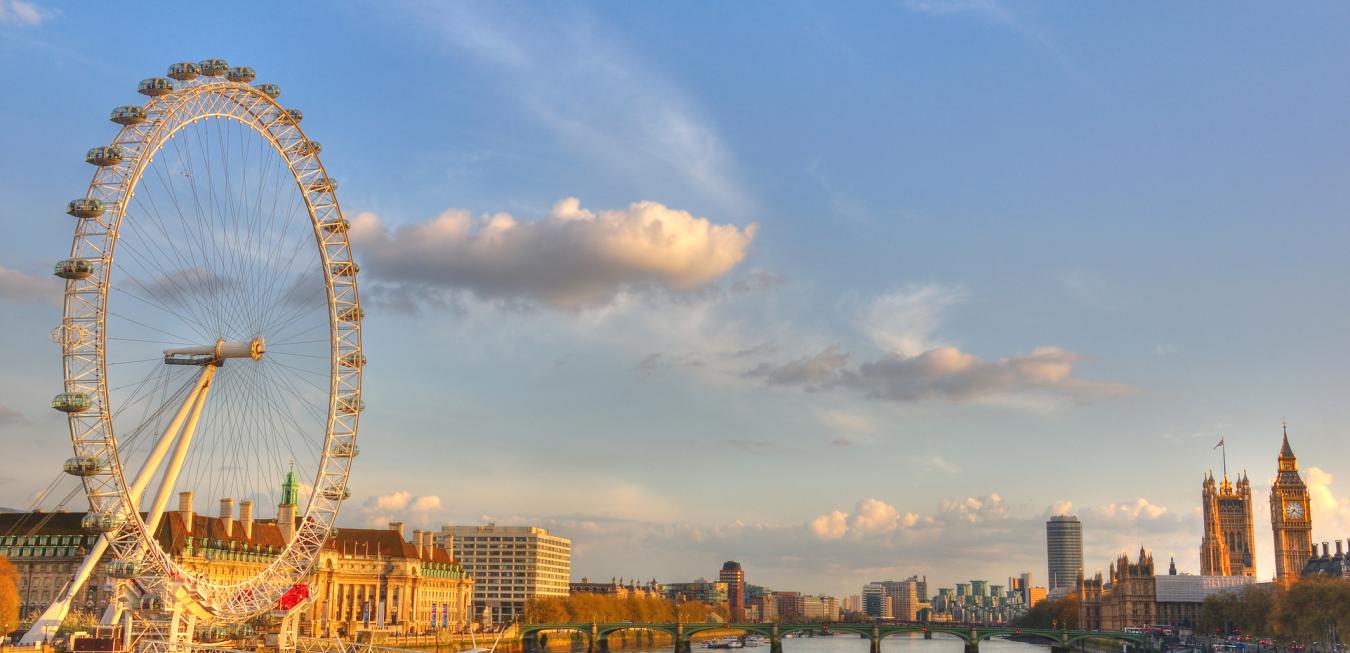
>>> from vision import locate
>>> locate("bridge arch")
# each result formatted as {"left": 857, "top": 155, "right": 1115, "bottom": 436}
{"left": 1064, "top": 633, "right": 1148, "bottom": 649}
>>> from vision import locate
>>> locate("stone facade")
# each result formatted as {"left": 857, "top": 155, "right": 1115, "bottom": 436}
{"left": 2, "top": 499, "right": 473, "bottom": 636}
{"left": 1270, "top": 429, "right": 1313, "bottom": 582}
{"left": 1078, "top": 549, "right": 1156, "bottom": 630}
{"left": 1200, "top": 470, "right": 1256, "bottom": 577}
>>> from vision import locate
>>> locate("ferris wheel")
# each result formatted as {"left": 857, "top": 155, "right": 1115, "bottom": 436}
{"left": 29, "top": 59, "right": 364, "bottom": 643}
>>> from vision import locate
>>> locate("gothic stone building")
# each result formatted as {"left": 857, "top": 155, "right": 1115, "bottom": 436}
{"left": 1270, "top": 428, "right": 1313, "bottom": 582}
{"left": 1200, "top": 470, "right": 1256, "bottom": 577}
{"left": 1079, "top": 548, "right": 1156, "bottom": 630}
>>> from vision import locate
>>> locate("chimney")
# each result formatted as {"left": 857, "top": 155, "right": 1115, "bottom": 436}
{"left": 389, "top": 521, "right": 404, "bottom": 538}
{"left": 1322, "top": 542, "right": 1330, "bottom": 558}
{"left": 414, "top": 530, "right": 424, "bottom": 558}
{"left": 442, "top": 532, "right": 454, "bottom": 557}
{"left": 220, "top": 498, "right": 234, "bottom": 537}
{"left": 278, "top": 502, "right": 296, "bottom": 544}
{"left": 426, "top": 531, "right": 436, "bottom": 556}
{"left": 1336, "top": 540, "right": 1345, "bottom": 557}
{"left": 240, "top": 500, "right": 254, "bottom": 539}
{"left": 178, "top": 492, "right": 194, "bottom": 534}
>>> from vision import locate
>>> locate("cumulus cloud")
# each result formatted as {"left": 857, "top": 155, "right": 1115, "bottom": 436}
{"left": 807, "top": 498, "right": 922, "bottom": 541}
{"left": 1306, "top": 467, "right": 1350, "bottom": 535}
{"left": 1089, "top": 497, "right": 1170, "bottom": 522}
{"left": 351, "top": 198, "right": 757, "bottom": 311}
{"left": 360, "top": 490, "right": 445, "bottom": 527}
{"left": 0, "top": 0, "right": 55, "bottom": 27}
{"left": 0, "top": 262, "right": 60, "bottom": 305}
{"left": 1046, "top": 500, "right": 1074, "bottom": 516}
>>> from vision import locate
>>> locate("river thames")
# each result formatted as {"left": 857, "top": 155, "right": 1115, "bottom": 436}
{"left": 601, "top": 636, "right": 1049, "bottom": 653}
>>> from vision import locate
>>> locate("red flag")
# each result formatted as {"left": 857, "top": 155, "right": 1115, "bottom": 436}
{"left": 1213, "top": 437, "right": 1224, "bottom": 449}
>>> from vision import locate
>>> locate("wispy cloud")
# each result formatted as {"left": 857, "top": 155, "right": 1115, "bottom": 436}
{"left": 903, "top": 0, "right": 1076, "bottom": 77}
{"left": 0, "top": 0, "right": 56, "bottom": 27}
{"left": 408, "top": 3, "right": 753, "bottom": 215}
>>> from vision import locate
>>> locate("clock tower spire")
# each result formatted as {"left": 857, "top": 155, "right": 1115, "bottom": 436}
{"left": 1270, "top": 421, "right": 1312, "bottom": 582}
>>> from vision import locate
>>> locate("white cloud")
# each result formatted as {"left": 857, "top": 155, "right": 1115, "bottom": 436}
{"left": 0, "top": 0, "right": 55, "bottom": 27}
{"left": 1046, "top": 500, "right": 1074, "bottom": 516}
{"left": 807, "top": 498, "right": 923, "bottom": 541}
{"left": 370, "top": 491, "right": 412, "bottom": 512}
{"left": 411, "top": 495, "right": 443, "bottom": 513}
{"left": 1090, "top": 497, "right": 1170, "bottom": 522}
{"left": 808, "top": 510, "right": 848, "bottom": 540}
{"left": 351, "top": 198, "right": 757, "bottom": 311}
{"left": 1306, "top": 467, "right": 1350, "bottom": 535}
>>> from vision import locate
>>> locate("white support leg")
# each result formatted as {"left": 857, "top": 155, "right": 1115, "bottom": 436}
{"left": 143, "top": 365, "right": 216, "bottom": 538}
{"left": 22, "top": 367, "right": 217, "bottom": 644}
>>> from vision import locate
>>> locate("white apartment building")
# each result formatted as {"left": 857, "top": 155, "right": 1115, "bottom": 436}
{"left": 438, "top": 524, "right": 571, "bottom": 624}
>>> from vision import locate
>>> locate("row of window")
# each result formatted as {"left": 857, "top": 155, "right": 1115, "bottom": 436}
{"left": 1, "top": 535, "right": 94, "bottom": 547}
{"left": 5, "top": 546, "right": 82, "bottom": 558}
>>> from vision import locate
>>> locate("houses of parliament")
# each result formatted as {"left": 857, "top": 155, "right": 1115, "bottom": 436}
{"left": 1199, "top": 424, "right": 1313, "bottom": 582}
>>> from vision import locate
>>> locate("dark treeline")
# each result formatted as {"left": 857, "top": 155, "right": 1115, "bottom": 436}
{"left": 1199, "top": 576, "right": 1350, "bottom": 641}
{"left": 524, "top": 594, "right": 729, "bottom": 624}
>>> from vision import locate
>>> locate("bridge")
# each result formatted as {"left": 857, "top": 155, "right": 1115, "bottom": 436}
{"left": 521, "top": 623, "right": 1154, "bottom": 653}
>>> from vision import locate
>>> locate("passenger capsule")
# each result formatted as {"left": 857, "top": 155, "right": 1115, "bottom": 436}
{"left": 255, "top": 83, "right": 281, "bottom": 99}
{"left": 337, "top": 306, "right": 364, "bottom": 323}
{"left": 337, "top": 395, "right": 364, "bottom": 415}
{"left": 166, "top": 62, "right": 200, "bottom": 81}
{"left": 339, "top": 352, "right": 366, "bottom": 369}
{"left": 293, "top": 140, "right": 322, "bottom": 156}
{"left": 318, "top": 218, "right": 347, "bottom": 234}
{"left": 286, "top": 108, "right": 304, "bottom": 124}
{"left": 63, "top": 457, "right": 102, "bottom": 477}
{"left": 67, "top": 198, "right": 107, "bottom": 219}
{"left": 137, "top": 77, "right": 175, "bottom": 97}
{"left": 331, "top": 442, "right": 360, "bottom": 457}
{"left": 81, "top": 512, "right": 125, "bottom": 533}
{"left": 52, "top": 392, "right": 93, "bottom": 413}
{"left": 320, "top": 486, "right": 351, "bottom": 501}
{"left": 86, "top": 146, "right": 126, "bottom": 167}
{"left": 330, "top": 261, "right": 358, "bottom": 277}
{"left": 106, "top": 560, "right": 138, "bottom": 578}
{"left": 198, "top": 58, "right": 230, "bottom": 77}
{"left": 226, "top": 66, "right": 256, "bottom": 83}
{"left": 110, "top": 105, "right": 147, "bottom": 126}
{"left": 54, "top": 259, "right": 95, "bottom": 280}
{"left": 307, "top": 176, "right": 338, "bottom": 193}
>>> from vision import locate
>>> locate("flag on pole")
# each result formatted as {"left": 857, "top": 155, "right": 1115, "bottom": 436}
{"left": 1213, "top": 437, "right": 1224, "bottom": 449}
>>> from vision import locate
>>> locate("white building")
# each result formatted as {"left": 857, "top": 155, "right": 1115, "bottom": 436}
{"left": 438, "top": 524, "right": 571, "bottom": 625}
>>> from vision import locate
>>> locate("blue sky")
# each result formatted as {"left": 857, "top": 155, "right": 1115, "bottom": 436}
{"left": 2, "top": 1, "right": 1350, "bottom": 597}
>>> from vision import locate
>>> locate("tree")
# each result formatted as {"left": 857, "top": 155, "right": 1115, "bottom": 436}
{"left": 1015, "top": 593, "right": 1079, "bottom": 629}
{"left": 1272, "top": 576, "right": 1350, "bottom": 642}
{"left": 0, "top": 556, "right": 18, "bottom": 633}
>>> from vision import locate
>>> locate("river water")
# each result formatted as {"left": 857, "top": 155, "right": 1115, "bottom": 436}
{"left": 603, "top": 635, "right": 1048, "bottom": 653}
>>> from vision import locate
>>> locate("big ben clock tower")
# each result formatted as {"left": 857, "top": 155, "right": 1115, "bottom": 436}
{"left": 1270, "top": 422, "right": 1312, "bottom": 582}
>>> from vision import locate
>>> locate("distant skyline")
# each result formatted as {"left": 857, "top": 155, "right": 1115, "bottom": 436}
{"left": 3, "top": 1, "right": 1350, "bottom": 598}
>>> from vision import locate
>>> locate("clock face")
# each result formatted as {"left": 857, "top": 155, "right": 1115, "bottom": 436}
{"left": 1284, "top": 502, "right": 1304, "bottom": 520}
